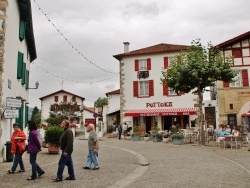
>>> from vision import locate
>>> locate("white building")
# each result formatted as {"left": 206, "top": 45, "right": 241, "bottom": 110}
{"left": 0, "top": 0, "right": 37, "bottom": 162}
{"left": 113, "top": 42, "right": 198, "bottom": 132}
{"left": 39, "top": 89, "right": 85, "bottom": 125}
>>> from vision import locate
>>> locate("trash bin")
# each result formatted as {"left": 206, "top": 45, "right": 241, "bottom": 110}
{"left": 5, "top": 141, "right": 13, "bottom": 162}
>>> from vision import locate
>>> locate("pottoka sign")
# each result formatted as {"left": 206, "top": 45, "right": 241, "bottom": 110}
{"left": 146, "top": 102, "right": 173, "bottom": 108}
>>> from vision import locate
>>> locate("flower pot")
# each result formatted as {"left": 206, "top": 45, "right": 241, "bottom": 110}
{"left": 153, "top": 136, "right": 162, "bottom": 142}
{"left": 172, "top": 139, "right": 184, "bottom": 145}
{"left": 132, "top": 134, "right": 140, "bottom": 141}
{"left": 144, "top": 137, "right": 150, "bottom": 141}
{"left": 163, "top": 138, "right": 170, "bottom": 143}
{"left": 127, "top": 136, "right": 131, "bottom": 140}
{"left": 48, "top": 144, "right": 60, "bottom": 154}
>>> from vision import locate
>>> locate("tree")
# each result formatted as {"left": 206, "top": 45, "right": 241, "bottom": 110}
{"left": 94, "top": 97, "right": 108, "bottom": 107}
{"left": 31, "top": 106, "right": 41, "bottom": 126}
{"left": 161, "top": 39, "right": 238, "bottom": 145}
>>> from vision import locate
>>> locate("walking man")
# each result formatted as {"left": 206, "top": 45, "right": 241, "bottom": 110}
{"left": 53, "top": 119, "right": 75, "bottom": 182}
{"left": 82, "top": 123, "right": 99, "bottom": 170}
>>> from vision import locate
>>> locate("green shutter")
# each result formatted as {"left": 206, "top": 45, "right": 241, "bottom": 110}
{"left": 19, "top": 20, "right": 26, "bottom": 41}
{"left": 25, "top": 105, "right": 29, "bottom": 127}
{"left": 26, "top": 70, "right": 29, "bottom": 89}
{"left": 16, "top": 105, "right": 24, "bottom": 130}
{"left": 22, "top": 63, "right": 26, "bottom": 85}
{"left": 17, "top": 52, "right": 23, "bottom": 79}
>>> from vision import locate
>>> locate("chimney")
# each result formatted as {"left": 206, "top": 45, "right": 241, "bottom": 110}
{"left": 123, "top": 42, "right": 130, "bottom": 53}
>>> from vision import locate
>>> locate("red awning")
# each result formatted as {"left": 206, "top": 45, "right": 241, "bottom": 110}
{"left": 241, "top": 113, "right": 250, "bottom": 117}
{"left": 124, "top": 108, "right": 196, "bottom": 117}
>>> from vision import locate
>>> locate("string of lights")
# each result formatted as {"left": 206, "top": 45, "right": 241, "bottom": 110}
{"left": 32, "top": 0, "right": 119, "bottom": 75}
{"left": 31, "top": 63, "right": 119, "bottom": 84}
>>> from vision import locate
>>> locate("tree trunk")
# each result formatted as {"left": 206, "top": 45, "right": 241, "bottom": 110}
{"left": 198, "top": 86, "right": 205, "bottom": 145}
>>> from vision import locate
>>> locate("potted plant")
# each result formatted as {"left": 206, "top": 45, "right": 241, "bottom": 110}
{"left": 131, "top": 125, "right": 142, "bottom": 141}
{"left": 143, "top": 133, "right": 150, "bottom": 141}
{"left": 171, "top": 133, "right": 184, "bottom": 145}
{"left": 162, "top": 134, "right": 170, "bottom": 143}
{"left": 44, "top": 126, "right": 63, "bottom": 154}
{"left": 151, "top": 126, "right": 162, "bottom": 142}
{"left": 127, "top": 133, "right": 131, "bottom": 140}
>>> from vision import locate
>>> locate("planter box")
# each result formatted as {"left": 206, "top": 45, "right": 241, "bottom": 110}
{"left": 127, "top": 136, "right": 131, "bottom": 140}
{"left": 163, "top": 138, "right": 170, "bottom": 143}
{"left": 173, "top": 139, "right": 184, "bottom": 145}
{"left": 144, "top": 137, "right": 150, "bottom": 141}
{"left": 153, "top": 137, "right": 162, "bottom": 142}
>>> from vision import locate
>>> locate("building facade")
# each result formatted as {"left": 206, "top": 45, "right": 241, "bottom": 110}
{"left": 216, "top": 31, "right": 250, "bottom": 129}
{"left": 114, "top": 43, "right": 198, "bottom": 133}
{"left": 0, "top": 0, "right": 37, "bottom": 162}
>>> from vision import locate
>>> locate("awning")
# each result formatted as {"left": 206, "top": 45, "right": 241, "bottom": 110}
{"left": 241, "top": 113, "right": 250, "bottom": 117}
{"left": 124, "top": 108, "right": 196, "bottom": 117}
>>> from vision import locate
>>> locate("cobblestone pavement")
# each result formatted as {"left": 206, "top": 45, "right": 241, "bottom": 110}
{"left": 1, "top": 135, "right": 250, "bottom": 188}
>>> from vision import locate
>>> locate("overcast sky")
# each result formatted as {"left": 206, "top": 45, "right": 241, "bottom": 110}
{"left": 29, "top": 0, "right": 250, "bottom": 108}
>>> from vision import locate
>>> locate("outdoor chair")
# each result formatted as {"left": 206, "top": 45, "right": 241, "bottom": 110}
{"left": 219, "top": 136, "right": 232, "bottom": 149}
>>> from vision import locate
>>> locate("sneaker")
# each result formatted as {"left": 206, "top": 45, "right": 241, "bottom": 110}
{"left": 92, "top": 167, "right": 99, "bottom": 170}
{"left": 53, "top": 177, "right": 63, "bottom": 182}
{"left": 7, "top": 170, "right": 15, "bottom": 174}
{"left": 27, "top": 177, "right": 36, "bottom": 180}
{"left": 65, "top": 177, "right": 76, "bottom": 180}
{"left": 38, "top": 171, "right": 45, "bottom": 177}
{"left": 19, "top": 169, "right": 25, "bottom": 173}
{"left": 82, "top": 166, "right": 91, "bottom": 169}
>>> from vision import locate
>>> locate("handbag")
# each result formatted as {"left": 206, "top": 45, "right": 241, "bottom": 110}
{"left": 16, "top": 141, "right": 27, "bottom": 154}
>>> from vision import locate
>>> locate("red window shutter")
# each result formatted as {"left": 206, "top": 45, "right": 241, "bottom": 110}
{"left": 242, "top": 69, "right": 249, "bottom": 86}
{"left": 63, "top": 95, "right": 67, "bottom": 102}
{"left": 147, "top": 58, "right": 151, "bottom": 70}
{"left": 162, "top": 79, "right": 168, "bottom": 96}
{"left": 72, "top": 96, "right": 76, "bottom": 102}
{"left": 223, "top": 82, "right": 229, "bottom": 87}
{"left": 133, "top": 81, "right": 138, "bottom": 97}
{"left": 164, "top": 57, "right": 169, "bottom": 69}
{"left": 179, "top": 91, "right": 185, "bottom": 95}
{"left": 135, "top": 60, "right": 139, "bottom": 71}
{"left": 54, "top": 96, "right": 58, "bottom": 102}
{"left": 148, "top": 80, "right": 154, "bottom": 96}
{"left": 232, "top": 49, "right": 242, "bottom": 58}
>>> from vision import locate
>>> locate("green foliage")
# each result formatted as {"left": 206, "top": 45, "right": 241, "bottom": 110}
{"left": 31, "top": 106, "right": 41, "bottom": 126}
{"left": 161, "top": 39, "right": 238, "bottom": 94}
{"left": 171, "top": 133, "right": 184, "bottom": 140}
{"left": 94, "top": 97, "right": 108, "bottom": 107}
{"left": 45, "top": 114, "right": 68, "bottom": 126}
{"left": 44, "top": 126, "right": 64, "bottom": 146}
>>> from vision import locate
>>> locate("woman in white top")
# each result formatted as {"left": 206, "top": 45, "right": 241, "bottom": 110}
{"left": 225, "top": 125, "right": 231, "bottom": 134}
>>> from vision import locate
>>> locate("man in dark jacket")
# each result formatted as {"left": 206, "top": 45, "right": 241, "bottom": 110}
{"left": 53, "top": 119, "right": 75, "bottom": 182}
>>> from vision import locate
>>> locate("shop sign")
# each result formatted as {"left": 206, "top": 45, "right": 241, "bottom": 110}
{"left": 146, "top": 102, "right": 173, "bottom": 108}
{"left": 3, "top": 109, "right": 19, "bottom": 118}
{"left": 6, "top": 97, "right": 22, "bottom": 108}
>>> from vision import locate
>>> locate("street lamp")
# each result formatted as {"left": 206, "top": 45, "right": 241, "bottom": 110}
{"left": 28, "top": 81, "right": 39, "bottom": 89}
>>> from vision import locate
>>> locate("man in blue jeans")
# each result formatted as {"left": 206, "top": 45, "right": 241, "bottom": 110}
{"left": 82, "top": 123, "right": 99, "bottom": 170}
{"left": 53, "top": 119, "right": 75, "bottom": 182}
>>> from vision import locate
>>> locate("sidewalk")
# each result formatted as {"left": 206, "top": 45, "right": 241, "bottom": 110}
{"left": 1, "top": 135, "right": 250, "bottom": 188}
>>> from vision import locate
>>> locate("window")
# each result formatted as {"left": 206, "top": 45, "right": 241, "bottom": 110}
{"left": 140, "top": 81, "right": 149, "bottom": 96}
{"left": 72, "top": 96, "right": 76, "bottom": 102}
{"left": 133, "top": 80, "right": 154, "bottom": 97}
{"left": 230, "top": 73, "right": 241, "bottom": 87}
{"left": 63, "top": 95, "right": 67, "bottom": 102}
{"left": 54, "top": 96, "right": 58, "bottom": 102}
{"left": 139, "top": 59, "right": 147, "bottom": 71}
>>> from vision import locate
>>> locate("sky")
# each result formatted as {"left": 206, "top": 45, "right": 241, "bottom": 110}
{"left": 29, "top": 0, "right": 250, "bottom": 108}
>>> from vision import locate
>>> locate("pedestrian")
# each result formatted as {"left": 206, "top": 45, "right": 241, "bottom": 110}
{"left": 8, "top": 123, "right": 26, "bottom": 174}
{"left": 26, "top": 120, "right": 45, "bottom": 180}
{"left": 122, "top": 122, "right": 128, "bottom": 137}
{"left": 82, "top": 123, "right": 99, "bottom": 170}
{"left": 53, "top": 119, "right": 75, "bottom": 182}
{"left": 117, "top": 124, "right": 122, "bottom": 140}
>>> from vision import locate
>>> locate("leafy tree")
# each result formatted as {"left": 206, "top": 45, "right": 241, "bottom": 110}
{"left": 161, "top": 39, "right": 238, "bottom": 145}
{"left": 45, "top": 114, "right": 68, "bottom": 126}
{"left": 31, "top": 106, "right": 41, "bottom": 126}
{"left": 94, "top": 97, "right": 108, "bottom": 107}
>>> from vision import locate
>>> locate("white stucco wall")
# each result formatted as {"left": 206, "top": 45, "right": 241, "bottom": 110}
{"left": 107, "top": 94, "right": 120, "bottom": 113}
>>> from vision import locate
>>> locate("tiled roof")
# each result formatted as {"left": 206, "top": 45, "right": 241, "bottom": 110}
{"left": 39, "top": 89, "right": 85, "bottom": 100}
{"left": 216, "top": 30, "right": 250, "bottom": 48}
{"left": 105, "top": 89, "right": 120, "bottom": 96}
{"left": 113, "top": 43, "right": 190, "bottom": 60}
